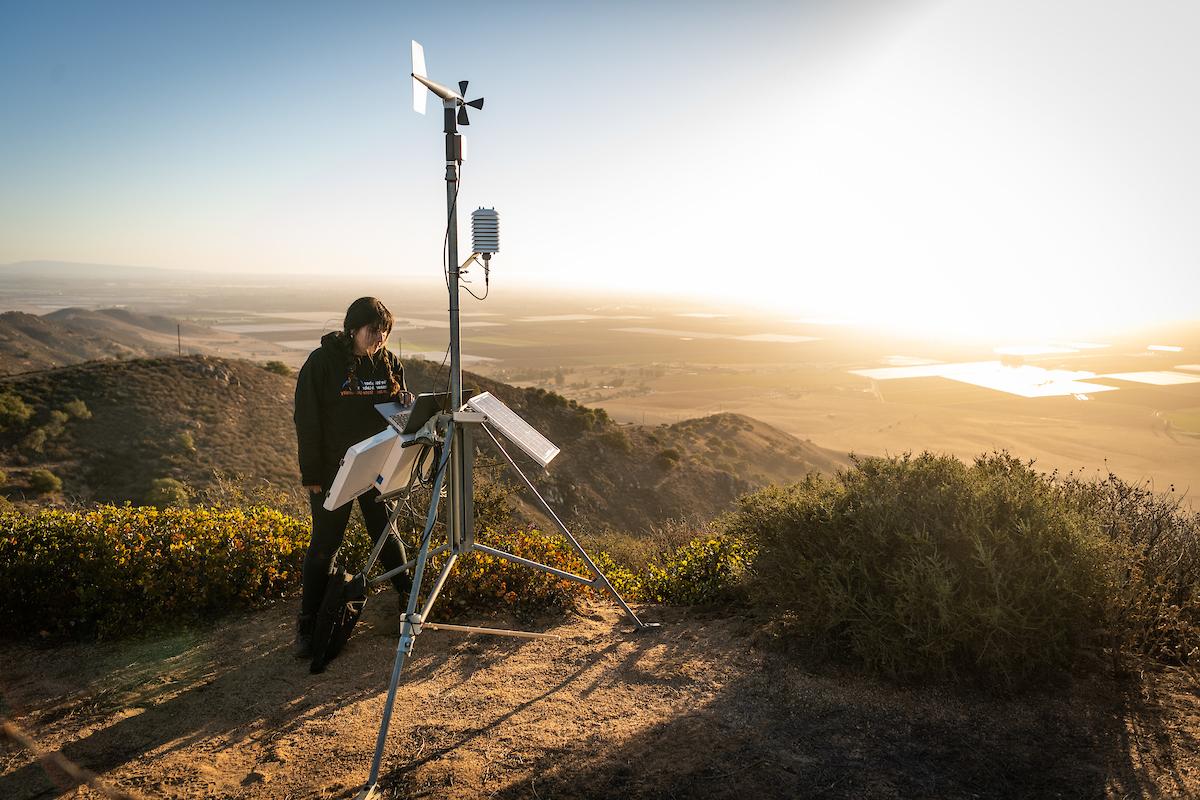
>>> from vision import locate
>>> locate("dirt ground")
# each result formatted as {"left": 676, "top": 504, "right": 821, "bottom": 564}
{"left": 2, "top": 600, "right": 1198, "bottom": 800}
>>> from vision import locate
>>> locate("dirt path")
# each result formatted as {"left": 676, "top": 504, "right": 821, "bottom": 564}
{"left": 2, "top": 601, "right": 1197, "bottom": 799}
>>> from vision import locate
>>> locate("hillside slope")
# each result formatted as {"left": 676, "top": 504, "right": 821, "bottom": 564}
{"left": 0, "top": 311, "right": 142, "bottom": 374}
{"left": 0, "top": 355, "right": 847, "bottom": 527}
{"left": 1, "top": 602, "right": 1194, "bottom": 799}
{"left": 0, "top": 308, "right": 263, "bottom": 376}
{"left": 403, "top": 359, "right": 850, "bottom": 532}
{"left": 0, "top": 356, "right": 297, "bottom": 503}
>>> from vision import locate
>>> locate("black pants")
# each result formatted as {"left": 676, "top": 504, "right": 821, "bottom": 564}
{"left": 301, "top": 487, "right": 409, "bottom": 618}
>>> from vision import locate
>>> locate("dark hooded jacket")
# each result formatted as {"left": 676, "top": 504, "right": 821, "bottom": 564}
{"left": 294, "top": 332, "right": 408, "bottom": 486}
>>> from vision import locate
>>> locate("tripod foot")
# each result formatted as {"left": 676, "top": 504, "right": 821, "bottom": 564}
{"left": 354, "top": 782, "right": 379, "bottom": 800}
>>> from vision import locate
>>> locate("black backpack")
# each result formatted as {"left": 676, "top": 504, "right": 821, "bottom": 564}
{"left": 309, "top": 568, "right": 368, "bottom": 674}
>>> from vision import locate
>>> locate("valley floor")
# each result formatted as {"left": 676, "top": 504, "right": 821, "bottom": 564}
{"left": 2, "top": 602, "right": 1197, "bottom": 799}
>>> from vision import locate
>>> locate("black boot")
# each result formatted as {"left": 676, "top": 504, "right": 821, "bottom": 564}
{"left": 394, "top": 570, "right": 413, "bottom": 601}
{"left": 294, "top": 614, "right": 315, "bottom": 659}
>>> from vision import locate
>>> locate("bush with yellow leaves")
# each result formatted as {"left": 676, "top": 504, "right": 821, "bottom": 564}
{"left": 0, "top": 504, "right": 308, "bottom": 639}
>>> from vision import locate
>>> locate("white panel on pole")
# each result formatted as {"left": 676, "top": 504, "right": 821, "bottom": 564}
{"left": 374, "top": 436, "right": 424, "bottom": 495}
{"left": 466, "top": 391, "right": 560, "bottom": 467}
{"left": 324, "top": 428, "right": 400, "bottom": 510}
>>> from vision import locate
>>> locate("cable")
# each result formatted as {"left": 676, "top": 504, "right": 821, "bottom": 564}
{"left": 417, "top": 441, "right": 452, "bottom": 553}
{"left": 442, "top": 163, "right": 462, "bottom": 292}
{"left": 439, "top": 341, "right": 452, "bottom": 397}
{"left": 460, "top": 262, "right": 490, "bottom": 300}
{"left": 441, "top": 158, "right": 465, "bottom": 392}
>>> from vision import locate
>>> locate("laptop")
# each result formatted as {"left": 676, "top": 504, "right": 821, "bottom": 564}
{"left": 374, "top": 392, "right": 448, "bottom": 436}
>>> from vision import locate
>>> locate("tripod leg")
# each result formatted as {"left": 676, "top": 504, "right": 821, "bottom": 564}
{"left": 357, "top": 444, "right": 452, "bottom": 798}
{"left": 420, "top": 553, "right": 458, "bottom": 619}
{"left": 480, "top": 425, "right": 657, "bottom": 629}
{"left": 358, "top": 631, "right": 412, "bottom": 799}
{"left": 362, "top": 499, "right": 406, "bottom": 577}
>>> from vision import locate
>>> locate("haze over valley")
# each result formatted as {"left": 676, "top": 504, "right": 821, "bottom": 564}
{"left": 2, "top": 262, "right": 1196, "bottom": 510}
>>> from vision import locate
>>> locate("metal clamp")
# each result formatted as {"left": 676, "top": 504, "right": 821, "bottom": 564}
{"left": 403, "top": 414, "right": 444, "bottom": 448}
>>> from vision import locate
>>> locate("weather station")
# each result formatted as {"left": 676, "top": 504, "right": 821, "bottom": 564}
{"left": 303, "top": 40, "right": 658, "bottom": 800}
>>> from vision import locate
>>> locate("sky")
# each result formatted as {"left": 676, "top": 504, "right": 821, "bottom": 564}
{"left": 1, "top": 0, "right": 1197, "bottom": 340}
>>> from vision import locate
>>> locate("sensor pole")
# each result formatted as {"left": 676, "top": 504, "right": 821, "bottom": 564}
{"left": 443, "top": 100, "right": 473, "bottom": 554}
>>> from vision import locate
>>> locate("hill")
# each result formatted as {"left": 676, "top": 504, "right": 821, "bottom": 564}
{"left": 1, "top": 602, "right": 1194, "bottom": 799}
{"left": 0, "top": 308, "right": 233, "bottom": 375}
{"left": 401, "top": 359, "right": 849, "bottom": 532}
{"left": 0, "top": 355, "right": 847, "bottom": 528}
{"left": 0, "top": 311, "right": 147, "bottom": 374}
{"left": 0, "top": 356, "right": 298, "bottom": 504}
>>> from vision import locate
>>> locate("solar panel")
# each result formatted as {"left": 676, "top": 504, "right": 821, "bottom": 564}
{"left": 466, "top": 391, "right": 559, "bottom": 467}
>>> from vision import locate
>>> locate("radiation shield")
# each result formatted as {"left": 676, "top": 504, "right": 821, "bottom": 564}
{"left": 323, "top": 428, "right": 400, "bottom": 511}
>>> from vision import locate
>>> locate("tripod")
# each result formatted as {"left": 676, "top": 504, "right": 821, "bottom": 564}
{"left": 351, "top": 85, "right": 655, "bottom": 800}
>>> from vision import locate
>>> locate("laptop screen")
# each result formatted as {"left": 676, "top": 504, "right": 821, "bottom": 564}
{"left": 375, "top": 392, "right": 449, "bottom": 435}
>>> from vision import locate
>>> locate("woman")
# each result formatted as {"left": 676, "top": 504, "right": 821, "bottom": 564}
{"left": 292, "top": 297, "right": 415, "bottom": 657}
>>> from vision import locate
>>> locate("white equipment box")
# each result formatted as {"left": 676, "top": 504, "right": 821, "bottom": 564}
{"left": 374, "top": 435, "right": 425, "bottom": 495}
{"left": 324, "top": 428, "right": 400, "bottom": 510}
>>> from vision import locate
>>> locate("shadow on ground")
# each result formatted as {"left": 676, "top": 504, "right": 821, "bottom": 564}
{"left": 3, "top": 605, "right": 1195, "bottom": 800}
{"left": 480, "top": 659, "right": 1196, "bottom": 800}
{"left": 0, "top": 606, "right": 399, "bottom": 799}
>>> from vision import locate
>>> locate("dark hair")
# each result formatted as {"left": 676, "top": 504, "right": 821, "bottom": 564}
{"left": 343, "top": 296, "right": 394, "bottom": 338}
{"left": 338, "top": 297, "right": 402, "bottom": 396}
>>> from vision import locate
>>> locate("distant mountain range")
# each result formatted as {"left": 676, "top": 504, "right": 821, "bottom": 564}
{"left": 0, "top": 260, "right": 210, "bottom": 281}
{"left": 0, "top": 354, "right": 849, "bottom": 531}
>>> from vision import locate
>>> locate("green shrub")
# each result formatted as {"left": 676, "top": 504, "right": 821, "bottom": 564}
{"left": 0, "top": 392, "right": 33, "bottom": 430}
{"left": 590, "top": 551, "right": 643, "bottom": 600}
{"left": 581, "top": 406, "right": 610, "bottom": 429}
{"left": 146, "top": 477, "right": 190, "bottom": 508}
{"left": 1057, "top": 472, "right": 1200, "bottom": 668}
{"left": 43, "top": 409, "right": 69, "bottom": 438}
{"left": 193, "top": 469, "right": 308, "bottom": 520}
{"left": 434, "top": 526, "right": 595, "bottom": 618}
{"left": 0, "top": 504, "right": 309, "bottom": 639}
{"left": 641, "top": 534, "right": 752, "bottom": 605}
{"left": 473, "top": 477, "right": 518, "bottom": 532}
{"left": 587, "top": 521, "right": 751, "bottom": 606}
{"left": 599, "top": 427, "right": 632, "bottom": 452}
{"left": 655, "top": 448, "right": 682, "bottom": 469}
{"left": 263, "top": 361, "right": 292, "bottom": 376}
{"left": 175, "top": 430, "right": 197, "bottom": 453}
{"left": 62, "top": 399, "right": 92, "bottom": 419}
{"left": 725, "top": 452, "right": 1115, "bottom": 683}
{"left": 28, "top": 468, "right": 62, "bottom": 494}
{"left": 21, "top": 427, "right": 47, "bottom": 453}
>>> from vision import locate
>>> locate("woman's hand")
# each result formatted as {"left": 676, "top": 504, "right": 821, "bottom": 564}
{"left": 305, "top": 484, "right": 323, "bottom": 495}
{"left": 398, "top": 390, "right": 415, "bottom": 406}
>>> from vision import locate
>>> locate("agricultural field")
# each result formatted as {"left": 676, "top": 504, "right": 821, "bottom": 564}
{"left": 2, "top": 274, "right": 1198, "bottom": 505}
